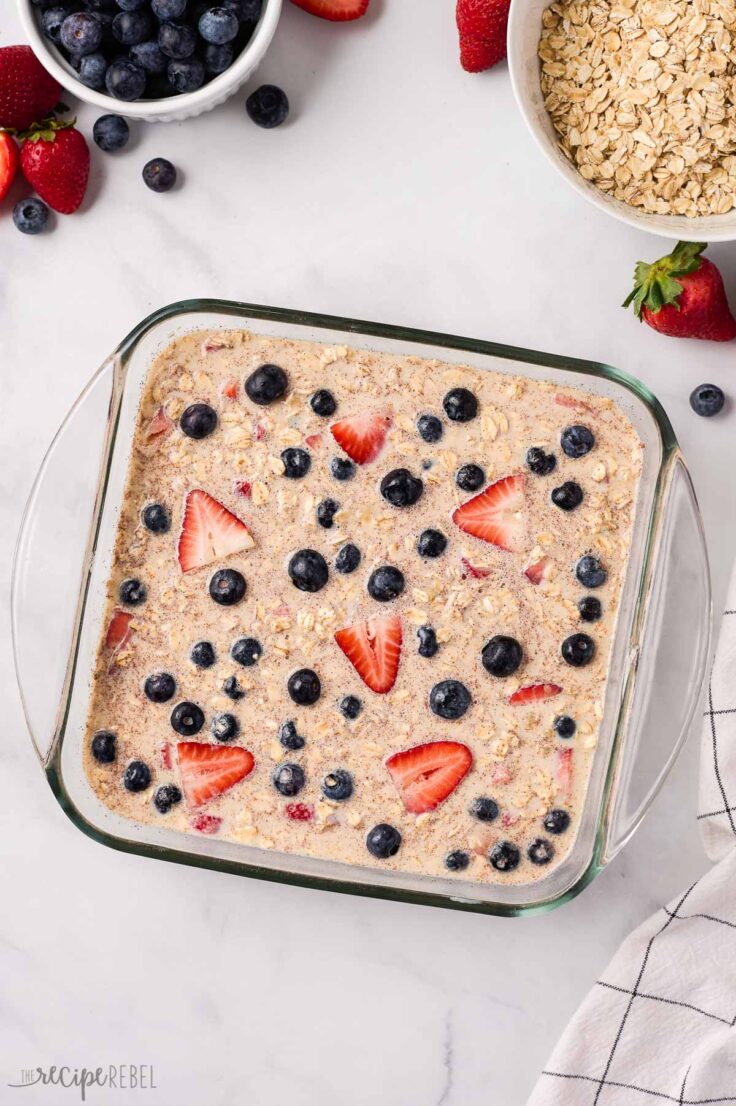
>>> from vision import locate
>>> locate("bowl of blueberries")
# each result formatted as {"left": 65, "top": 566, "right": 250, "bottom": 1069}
{"left": 18, "top": 0, "right": 282, "bottom": 122}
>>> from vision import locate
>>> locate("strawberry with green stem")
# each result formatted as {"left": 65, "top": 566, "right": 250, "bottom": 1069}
{"left": 18, "top": 115, "right": 89, "bottom": 215}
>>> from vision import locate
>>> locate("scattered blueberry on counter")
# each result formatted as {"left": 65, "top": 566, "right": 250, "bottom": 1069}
{"left": 246, "top": 84, "right": 289, "bottom": 128}
{"left": 142, "top": 156, "right": 177, "bottom": 192}
{"left": 13, "top": 197, "right": 49, "bottom": 235}
{"left": 690, "top": 383, "right": 725, "bottom": 417}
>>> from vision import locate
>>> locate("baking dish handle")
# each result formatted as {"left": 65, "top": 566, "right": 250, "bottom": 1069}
{"left": 601, "top": 456, "right": 712, "bottom": 865}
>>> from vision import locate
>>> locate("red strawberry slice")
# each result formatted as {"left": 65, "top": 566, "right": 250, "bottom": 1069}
{"left": 105, "top": 609, "right": 133, "bottom": 651}
{"left": 221, "top": 378, "right": 239, "bottom": 399}
{"left": 290, "top": 0, "right": 369, "bottom": 20}
{"left": 334, "top": 615, "right": 402, "bottom": 694}
{"left": 460, "top": 557, "right": 492, "bottom": 579}
{"left": 159, "top": 742, "right": 172, "bottom": 770}
{"left": 177, "top": 742, "right": 255, "bottom": 809}
{"left": 508, "top": 683, "right": 562, "bottom": 705}
{"left": 524, "top": 556, "right": 551, "bottom": 585}
{"left": 330, "top": 411, "right": 391, "bottom": 465}
{"left": 177, "top": 489, "right": 254, "bottom": 573}
{"left": 305, "top": 433, "right": 323, "bottom": 450}
{"left": 191, "top": 813, "right": 222, "bottom": 834}
{"left": 143, "top": 406, "right": 173, "bottom": 447}
{"left": 0, "top": 133, "right": 18, "bottom": 203}
{"left": 452, "top": 474, "right": 525, "bottom": 553}
{"left": 285, "top": 802, "right": 314, "bottom": 821}
{"left": 386, "top": 741, "right": 473, "bottom": 814}
{"left": 556, "top": 747, "right": 573, "bottom": 797}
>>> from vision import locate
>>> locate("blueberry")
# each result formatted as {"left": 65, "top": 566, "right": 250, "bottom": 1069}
{"left": 209, "top": 568, "right": 246, "bottom": 605}
{"left": 231, "top": 637, "right": 262, "bottom": 666}
{"left": 417, "top": 625, "right": 438, "bottom": 658}
{"left": 199, "top": 6, "right": 239, "bottom": 42}
{"left": 429, "top": 680, "right": 471, "bottom": 720}
{"left": 690, "top": 383, "right": 725, "bottom": 417}
{"left": 143, "top": 156, "right": 178, "bottom": 192}
{"left": 78, "top": 52, "right": 107, "bottom": 89}
{"left": 282, "top": 447, "right": 311, "bottom": 479}
{"left": 561, "top": 632, "right": 596, "bottom": 667}
{"left": 203, "top": 41, "right": 233, "bottom": 74}
{"left": 445, "top": 850, "right": 470, "bottom": 872}
{"left": 191, "top": 641, "right": 216, "bottom": 668}
{"left": 180, "top": 404, "right": 217, "bottom": 439}
{"left": 223, "top": 675, "right": 245, "bottom": 700}
{"left": 310, "top": 389, "right": 337, "bottom": 417}
{"left": 551, "top": 481, "right": 583, "bottom": 511}
{"left": 561, "top": 425, "right": 595, "bottom": 458}
{"left": 288, "top": 548, "right": 329, "bottom": 593}
{"left": 279, "top": 720, "right": 305, "bottom": 750}
{"left": 226, "top": 0, "right": 261, "bottom": 18}
{"left": 322, "top": 769, "right": 353, "bottom": 801}
{"left": 330, "top": 456, "right": 355, "bottom": 481}
{"left": 288, "top": 668, "right": 321, "bottom": 706}
{"left": 553, "top": 715, "right": 576, "bottom": 739}
{"left": 105, "top": 58, "right": 147, "bottom": 101}
{"left": 526, "top": 446, "right": 556, "bottom": 476}
{"left": 60, "top": 12, "right": 103, "bottom": 54}
{"left": 113, "top": 9, "right": 153, "bottom": 45}
{"left": 481, "top": 635, "right": 523, "bottom": 678}
{"left": 366, "top": 823, "right": 402, "bottom": 859}
{"left": 168, "top": 56, "right": 205, "bottom": 92}
{"left": 380, "top": 467, "right": 423, "bottom": 508}
{"left": 340, "top": 695, "right": 362, "bottom": 720}
{"left": 170, "top": 701, "right": 204, "bottom": 736}
{"left": 443, "top": 388, "right": 478, "bottom": 423}
{"left": 212, "top": 712, "right": 239, "bottom": 742}
{"left": 245, "top": 363, "right": 289, "bottom": 405}
{"left": 42, "top": 8, "right": 71, "bottom": 45}
{"left": 151, "top": 0, "right": 187, "bottom": 16}
{"left": 367, "top": 565, "right": 405, "bottom": 602}
{"left": 317, "top": 498, "right": 339, "bottom": 529}
{"left": 488, "top": 841, "right": 520, "bottom": 872}
{"left": 456, "top": 463, "right": 485, "bottom": 492}
{"left": 124, "top": 760, "right": 151, "bottom": 792}
{"left": 246, "top": 84, "right": 290, "bottom": 128}
{"left": 417, "top": 414, "right": 443, "bottom": 442}
{"left": 91, "top": 730, "right": 116, "bottom": 763}
{"left": 119, "top": 577, "right": 147, "bottom": 605}
{"left": 417, "top": 529, "right": 447, "bottom": 558}
{"left": 144, "top": 672, "right": 176, "bottom": 703}
{"left": 335, "top": 543, "right": 361, "bottom": 574}
{"left": 543, "top": 808, "right": 571, "bottom": 835}
{"left": 575, "top": 555, "right": 607, "bottom": 589}
{"left": 528, "top": 837, "right": 555, "bottom": 865}
{"left": 273, "top": 762, "right": 305, "bottom": 797}
{"left": 153, "top": 784, "right": 182, "bottom": 813}
{"left": 578, "top": 596, "right": 602, "bottom": 622}
{"left": 142, "top": 502, "right": 169, "bottom": 532}
{"left": 116, "top": 0, "right": 148, "bottom": 9}
{"left": 131, "top": 40, "right": 168, "bottom": 74}
{"left": 470, "top": 797, "right": 499, "bottom": 823}
{"left": 158, "top": 20, "right": 197, "bottom": 58}
{"left": 13, "top": 198, "right": 49, "bottom": 235}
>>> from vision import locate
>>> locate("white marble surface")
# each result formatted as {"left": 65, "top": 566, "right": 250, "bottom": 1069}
{"left": 2, "top": 1, "right": 735, "bottom": 1103}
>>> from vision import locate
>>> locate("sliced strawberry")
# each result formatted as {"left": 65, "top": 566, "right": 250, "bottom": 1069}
{"left": 234, "top": 480, "right": 252, "bottom": 498}
{"left": 508, "top": 683, "right": 562, "bottom": 705}
{"left": 305, "top": 433, "right": 323, "bottom": 450}
{"left": 159, "top": 742, "right": 172, "bottom": 770}
{"left": 143, "top": 406, "right": 173, "bottom": 447}
{"left": 460, "top": 557, "right": 492, "bottom": 579}
{"left": 177, "top": 489, "right": 255, "bottom": 573}
{"left": 556, "top": 747, "right": 573, "bottom": 797}
{"left": 330, "top": 411, "right": 391, "bottom": 465}
{"left": 386, "top": 741, "right": 473, "bottom": 814}
{"left": 0, "top": 132, "right": 18, "bottom": 203}
{"left": 554, "top": 393, "right": 595, "bottom": 415}
{"left": 285, "top": 802, "right": 314, "bottom": 821}
{"left": 105, "top": 609, "right": 133, "bottom": 651}
{"left": 452, "top": 474, "right": 525, "bottom": 553}
{"left": 177, "top": 742, "right": 255, "bottom": 809}
{"left": 290, "top": 0, "right": 369, "bottom": 20}
{"left": 221, "top": 378, "right": 239, "bottom": 399}
{"left": 191, "top": 813, "right": 222, "bottom": 834}
{"left": 524, "top": 556, "right": 551, "bottom": 585}
{"left": 334, "top": 615, "right": 402, "bottom": 694}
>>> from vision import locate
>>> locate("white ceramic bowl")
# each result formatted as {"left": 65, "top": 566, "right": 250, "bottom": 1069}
{"left": 17, "top": 0, "right": 282, "bottom": 124}
{"left": 507, "top": 0, "right": 736, "bottom": 242}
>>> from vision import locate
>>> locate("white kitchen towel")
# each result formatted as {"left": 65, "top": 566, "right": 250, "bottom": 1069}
{"left": 528, "top": 567, "right": 736, "bottom": 1105}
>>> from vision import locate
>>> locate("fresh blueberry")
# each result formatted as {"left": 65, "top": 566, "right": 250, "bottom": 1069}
{"left": 143, "top": 156, "right": 178, "bottom": 192}
{"left": 561, "top": 632, "right": 596, "bottom": 667}
{"left": 561, "top": 425, "right": 595, "bottom": 458}
{"left": 246, "top": 84, "right": 289, "bottom": 128}
{"left": 367, "top": 565, "right": 405, "bottom": 602}
{"left": 429, "top": 680, "right": 471, "bottom": 720}
{"left": 470, "top": 796, "right": 499, "bottom": 822}
{"left": 273, "top": 762, "right": 305, "bottom": 797}
{"left": 279, "top": 720, "right": 305, "bottom": 750}
{"left": 553, "top": 715, "right": 576, "bottom": 738}
{"left": 199, "top": 6, "right": 239, "bottom": 43}
{"left": 310, "top": 389, "right": 337, "bottom": 417}
{"left": 131, "top": 40, "right": 168, "bottom": 73}
{"left": 340, "top": 695, "right": 362, "bottom": 720}
{"left": 158, "top": 20, "right": 197, "bottom": 58}
{"left": 456, "top": 463, "right": 485, "bottom": 492}
{"left": 551, "top": 481, "right": 584, "bottom": 511}
{"left": 151, "top": 0, "right": 187, "bottom": 16}
{"left": 91, "top": 730, "right": 116, "bottom": 763}
{"left": 105, "top": 58, "right": 147, "bottom": 100}
{"left": 116, "top": 0, "right": 148, "bottom": 9}
{"left": 366, "top": 823, "right": 402, "bottom": 859}
{"left": 322, "top": 769, "right": 353, "bottom": 801}
{"left": 417, "top": 529, "right": 447, "bottom": 558}
{"left": 288, "top": 548, "right": 329, "bottom": 593}
{"left": 203, "top": 41, "right": 233, "bottom": 74}
{"left": 180, "top": 403, "right": 216, "bottom": 438}
{"left": 281, "top": 447, "right": 311, "bottom": 479}
{"left": 443, "top": 388, "right": 478, "bottom": 423}
{"left": 225, "top": 0, "right": 262, "bottom": 18}
{"left": 13, "top": 198, "right": 49, "bottom": 235}
{"left": 113, "top": 9, "right": 153, "bottom": 45}
{"left": 190, "top": 641, "right": 216, "bottom": 668}
{"left": 417, "top": 625, "right": 439, "bottom": 658}
{"left": 209, "top": 568, "right": 246, "bottom": 605}
{"left": 78, "top": 52, "right": 107, "bottom": 89}
{"left": 245, "top": 363, "right": 289, "bottom": 405}
{"left": 153, "top": 784, "right": 182, "bottom": 813}
{"left": 335, "top": 543, "right": 361, "bottom": 574}
{"left": 288, "top": 668, "right": 321, "bottom": 706}
{"left": 690, "top": 383, "right": 725, "bottom": 417}
{"left": 124, "top": 760, "right": 151, "bottom": 792}
{"left": 526, "top": 446, "right": 556, "bottom": 476}
{"left": 231, "top": 637, "right": 262, "bottom": 666}
{"left": 578, "top": 596, "right": 602, "bottom": 622}
{"left": 144, "top": 672, "right": 176, "bottom": 703}
{"left": 544, "top": 808, "right": 571, "bottom": 835}
{"left": 170, "top": 701, "right": 204, "bottom": 736}
{"left": 528, "top": 837, "right": 555, "bottom": 865}
{"left": 330, "top": 456, "right": 355, "bottom": 481}
{"left": 42, "top": 8, "right": 71, "bottom": 45}
{"left": 119, "top": 577, "right": 147, "bottom": 605}
{"left": 317, "top": 498, "right": 340, "bottom": 529}
{"left": 168, "top": 56, "right": 205, "bottom": 92}
{"left": 60, "top": 12, "right": 103, "bottom": 54}
{"left": 417, "top": 414, "right": 443, "bottom": 442}
{"left": 488, "top": 841, "right": 520, "bottom": 872}
{"left": 223, "top": 675, "right": 245, "bottom": 700}
{"left": 380, "top": 467, "right": 423, "bottom": 508}
{"left": 212, "top": 712, "right": 239, "bottom": 742}
{"left": 445, "top": 850, "right": 470, "bottom": 872}
{"left": 481, "top": 635, "right": 523, "bottom": 677}
{"left": 576, "top": 554, "right": 607, "bottom": 589}
{"left": 141, "top": 502, "right": 169, "bottom": 532}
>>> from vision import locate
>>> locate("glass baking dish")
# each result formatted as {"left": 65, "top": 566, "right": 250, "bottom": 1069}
{"left": 12, "top": 301, "right": 712, "bottom": 916}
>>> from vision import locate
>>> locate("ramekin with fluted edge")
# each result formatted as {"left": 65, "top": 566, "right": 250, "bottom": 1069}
{"left": 17, "top": 0, "right": 282, "bottom": 124}
{"left": 507, "top": 0, "right": 736, "bottom": 242}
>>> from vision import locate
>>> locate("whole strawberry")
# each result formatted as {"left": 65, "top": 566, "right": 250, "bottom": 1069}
{"left": 623, "top": 241, "right": 736, "bottom": 342}
{"left": 0, "top": 45, "right": 61, "bottom": 132}
{"left": 456, "top": 0, "right": 511, "bottom": 73}
{"left": 19, "top": 119, "right": 89, "bottom": 215}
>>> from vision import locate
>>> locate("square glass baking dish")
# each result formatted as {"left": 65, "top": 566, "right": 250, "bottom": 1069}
{"left": 12, "top": 301, "right": 712, "bottom": 916}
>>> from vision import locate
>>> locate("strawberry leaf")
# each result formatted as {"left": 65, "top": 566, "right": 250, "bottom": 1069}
{"left": 622, "top": 241, "right": 707, "bottom": 319}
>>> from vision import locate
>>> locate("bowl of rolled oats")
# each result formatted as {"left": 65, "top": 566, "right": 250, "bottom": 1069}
{"left": 508, "top": 0, "right": 736, "bottom": 239}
